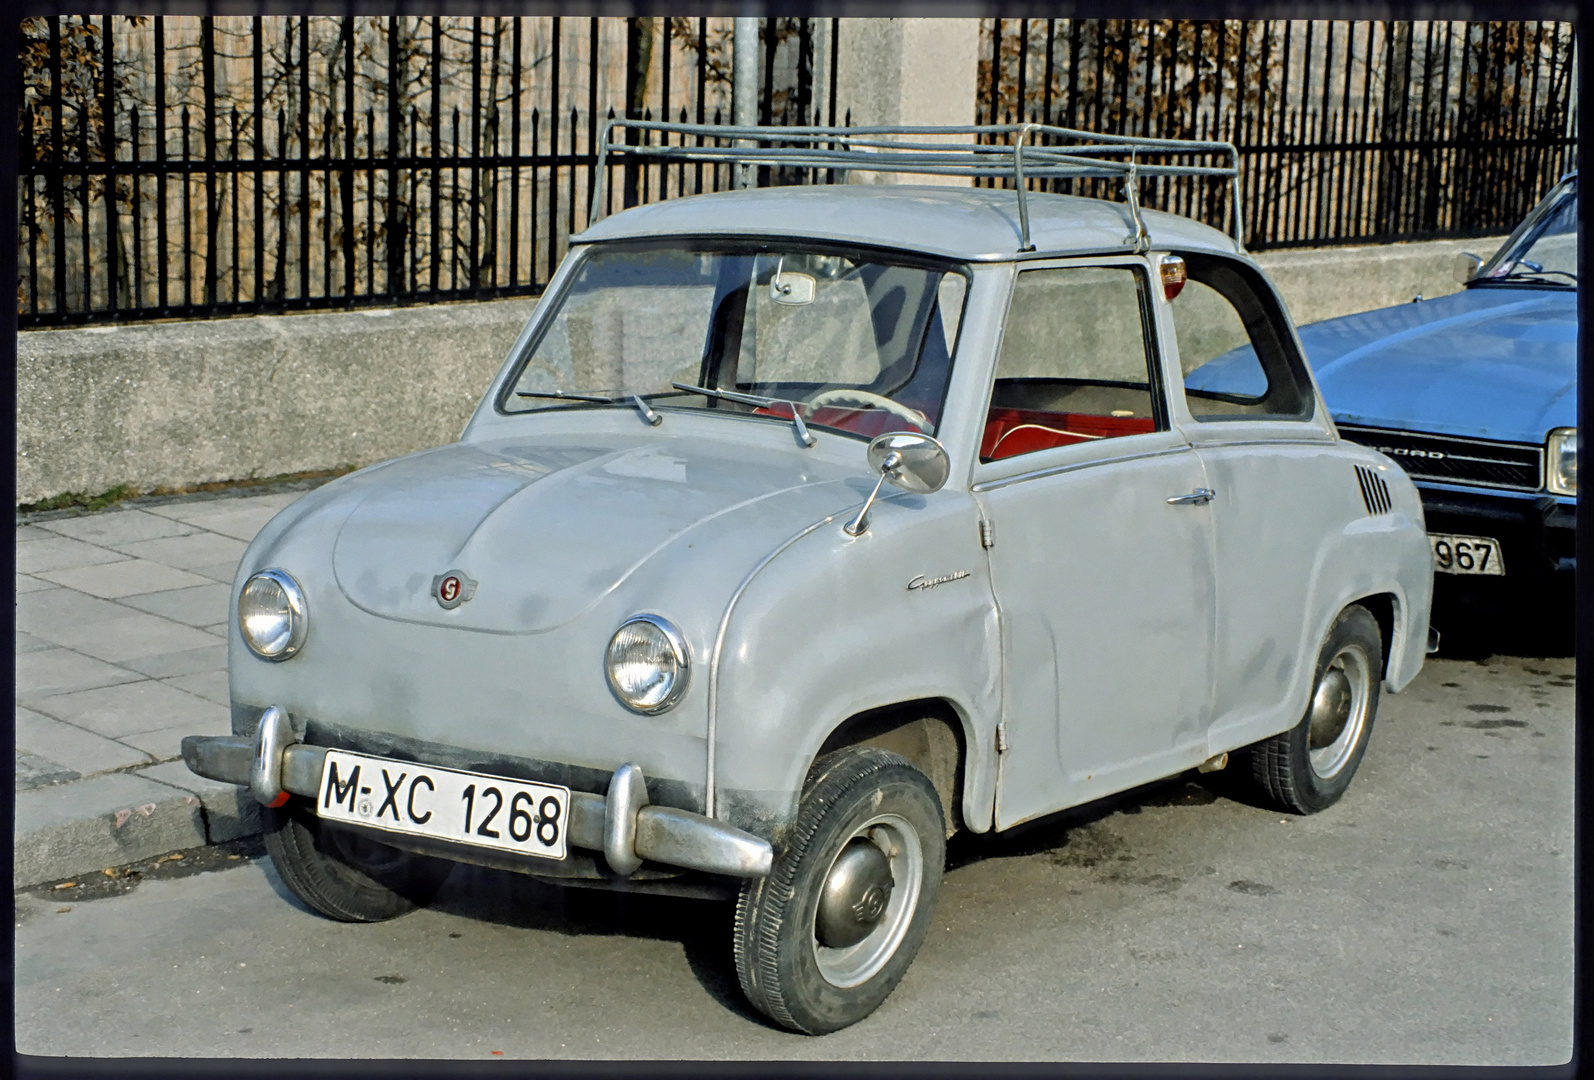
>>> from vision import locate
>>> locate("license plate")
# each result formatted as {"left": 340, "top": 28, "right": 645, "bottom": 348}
{"left": 1430, "top": 533, "right": 1505, "bottom": 576}
{"left": 317, "top": 750, "right": 569, "bottom": 860}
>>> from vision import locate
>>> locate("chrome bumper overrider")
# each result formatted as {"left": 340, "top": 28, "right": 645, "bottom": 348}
{"left": 179, "top": 708, "right": 773, "bottom": 880}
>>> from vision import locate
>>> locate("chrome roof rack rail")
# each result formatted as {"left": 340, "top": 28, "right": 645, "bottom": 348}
{"left": 589, "top": 120, "right": 1244, "bottom": 254}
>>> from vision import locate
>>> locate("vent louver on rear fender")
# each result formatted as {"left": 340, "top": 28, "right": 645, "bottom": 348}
{"left": 1355, "top": 465, "right": 1392, "bottom": 516}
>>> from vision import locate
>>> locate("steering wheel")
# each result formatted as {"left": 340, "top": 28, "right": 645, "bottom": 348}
{"left": 804, "top": 389, "right": 932, "bottom": 432}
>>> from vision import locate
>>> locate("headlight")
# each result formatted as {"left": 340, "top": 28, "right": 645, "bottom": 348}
{"left": 605, "top": 615, "right": 690, "bottom": 714}
{"left": 1547, "top": 428, "right": 1576, "bottom": 496}
{"left": 238, "top": 569, "right": 308, "bottom": 660}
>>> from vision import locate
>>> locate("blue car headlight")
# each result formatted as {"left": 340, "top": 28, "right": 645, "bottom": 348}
{"left": 1546, "top": 428, "right": 1576, "bottom": 497}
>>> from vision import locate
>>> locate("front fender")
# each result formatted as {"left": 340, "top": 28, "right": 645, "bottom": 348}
{"left": 709, "top": 485, "right": 999, "bottom": 839}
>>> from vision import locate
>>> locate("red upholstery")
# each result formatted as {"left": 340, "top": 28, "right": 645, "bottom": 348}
{"left": 753, "top": 405, "right": 920, "bottom": 439}
{"left": 981, "top": 407, "right": 1155, "bottom": 461}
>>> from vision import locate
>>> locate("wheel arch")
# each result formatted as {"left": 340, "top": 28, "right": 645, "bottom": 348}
{"left": 813, "top": 697, "right": 971, "bottom": 838}
{"left": 1348, "top": 590, "right": 1397, "bottom": 680}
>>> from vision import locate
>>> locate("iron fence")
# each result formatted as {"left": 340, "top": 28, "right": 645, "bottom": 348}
{"left": 979, "top": 19, "right": 1578, "bottom": 250}
{"left": 18, "top": 15, "right": 838, "bottom": 326}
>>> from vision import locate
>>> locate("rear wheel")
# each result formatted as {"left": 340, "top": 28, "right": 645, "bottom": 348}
{"left": 1242, "top": 604, "right": 1383, "bottom": 814}
{"left": 733, "top": 747, "right": 945, "bottom": 1034}
{"left": 263, "top": 797, "right": 453, "bottom": 922}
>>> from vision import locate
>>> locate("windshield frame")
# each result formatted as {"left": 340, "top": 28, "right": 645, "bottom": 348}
{"left": 493, "top": 235, "right": 973, "bottom": 442}
{"left": 1472, "top": 174, "right": 1578, "bottom": 290}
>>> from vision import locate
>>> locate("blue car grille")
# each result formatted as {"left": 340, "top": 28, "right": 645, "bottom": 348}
{"left": 1336, "top": 425, "right": 1543, "bottom": 492}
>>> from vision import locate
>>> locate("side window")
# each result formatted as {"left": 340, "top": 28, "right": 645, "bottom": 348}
{"left": 1172, "top": 254, "right": 1315, "bottom": 421}
{"left": 982, "top": 265, "right": 1163, "bottom": 462}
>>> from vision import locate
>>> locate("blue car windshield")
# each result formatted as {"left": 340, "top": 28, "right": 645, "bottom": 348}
{"left": 1477, "top": 178, "right": 1577, "bottom": 287}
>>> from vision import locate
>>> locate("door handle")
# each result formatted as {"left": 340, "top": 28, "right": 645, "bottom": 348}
{"left": 1166, "top": 488, "right": 1215, "bottom": 506}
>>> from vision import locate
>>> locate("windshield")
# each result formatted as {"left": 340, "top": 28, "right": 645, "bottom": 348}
{"left": 1477, "top": 176, "right": 1578, "bottom": 287}
{"left": 502, "top": 243, "right": 968, "bottom": 440}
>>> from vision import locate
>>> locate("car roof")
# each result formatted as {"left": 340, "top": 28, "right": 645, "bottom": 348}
{"left": 573, "top": 184, "right": 1244, "bottom": 262}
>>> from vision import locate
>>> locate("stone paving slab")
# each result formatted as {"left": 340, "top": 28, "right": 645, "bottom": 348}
{"left": 13, "top": 484, "right": 317, "bottom": 887}
{"left": 117, "top": 582, "right": 231, "bottom": 628}
{"left": 35, "top": 558, "right": 214, "bottom": 599}
{"left": 15, "top": 706, "right": 155, "bottom": 777}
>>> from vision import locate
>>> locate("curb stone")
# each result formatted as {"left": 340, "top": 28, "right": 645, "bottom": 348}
{"left": 12, "top": 766, "right": 264, "bottom": 891}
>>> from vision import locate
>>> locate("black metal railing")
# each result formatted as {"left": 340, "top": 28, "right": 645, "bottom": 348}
{"left": 18, "top": 15, "right": 839, "bottom": 326}
{"left": 979, "top": 19, "right": 1578, "bottom": 250}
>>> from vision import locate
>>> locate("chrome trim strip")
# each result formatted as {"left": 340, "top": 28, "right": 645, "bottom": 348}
{"left": 706, "top": 510, "right": 845, "bottom": 818}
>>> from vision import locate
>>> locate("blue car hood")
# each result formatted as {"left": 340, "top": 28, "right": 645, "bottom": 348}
{"left": 1300, "top": 286, "right": 1577, "bottom": 445}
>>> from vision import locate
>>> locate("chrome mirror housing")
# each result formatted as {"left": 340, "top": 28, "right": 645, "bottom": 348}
{"left": 845, "top": 432, "right": 950, "bottom": 536}
{"left": 1453, "top": 252, "right": 1483, "bottom": 284}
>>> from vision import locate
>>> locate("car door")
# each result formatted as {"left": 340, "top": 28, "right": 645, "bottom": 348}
{"left": 971, "top": 259, "right": 1218, "bottom": 831}
{"left": 1166, "top": 252, "right": 1341, "bottom": 751}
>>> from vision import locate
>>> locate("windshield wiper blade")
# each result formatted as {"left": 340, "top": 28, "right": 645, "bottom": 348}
{"left": 1500, "top": 269, "right": 1578, "bottom": 285}
{"left": 515, "top": 390, "right": 622, "bottom": 403}
{"left": 670, "top": 382, "right": 816, "bottom": 447}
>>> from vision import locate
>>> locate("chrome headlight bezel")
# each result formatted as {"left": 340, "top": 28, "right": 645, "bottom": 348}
{"left": 604, "top": 614, "right": 691, "bottom": 715}
{"left": 1546, "top": 427, "right": 1577, "bottom": 497}
{"left": 238, "top": 569, "right": 309, "bottom": 661}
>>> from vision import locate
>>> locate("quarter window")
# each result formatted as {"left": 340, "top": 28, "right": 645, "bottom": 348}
{"left": 982, "top": 265, "right": 1163, "bottom": 462}
{"left": 1173, "top": 254, "right": 1315, "bottom": 421}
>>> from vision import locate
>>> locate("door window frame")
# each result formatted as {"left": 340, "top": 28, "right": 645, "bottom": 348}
{"left": 972, "top": 254, "right": 1187, "bottom": 488}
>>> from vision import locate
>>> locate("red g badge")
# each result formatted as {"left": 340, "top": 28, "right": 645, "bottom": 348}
{"left": 432, "top": 570, "right": 477, "bottom": 610}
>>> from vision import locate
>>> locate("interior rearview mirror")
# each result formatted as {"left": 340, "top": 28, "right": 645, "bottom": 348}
{"left": 771, "top": 271, "right": 817, "bottom": 305}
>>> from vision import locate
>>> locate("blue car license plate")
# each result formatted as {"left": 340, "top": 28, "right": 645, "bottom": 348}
{"left": 1429, "top": 533, "right": 1505, "bottom": 576}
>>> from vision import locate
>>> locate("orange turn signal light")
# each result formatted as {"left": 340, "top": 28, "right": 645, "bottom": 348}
{"left": 1160, "top": 255, "right": 1187, "bottom": 301}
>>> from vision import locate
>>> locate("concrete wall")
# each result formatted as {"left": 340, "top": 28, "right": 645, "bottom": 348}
{"left": 17, "top": 299, "right": 536, "bottom": 506}
{"left": 15, "top": 237, "right": 1506, "bottom": 507}
{"left": 834, "top": 18, "right": 980, "bottom": 186}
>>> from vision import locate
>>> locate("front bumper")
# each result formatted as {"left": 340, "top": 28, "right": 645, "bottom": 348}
{"left": 1417, "top": 483, "right": 1576, "bottom": 582}
{"left": 181, "top": 707, "right": 773, "bottom": 881}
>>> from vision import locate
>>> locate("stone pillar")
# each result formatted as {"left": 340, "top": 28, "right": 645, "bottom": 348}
{"left": 833, "top": 18, "right": 981, "bottom": 185}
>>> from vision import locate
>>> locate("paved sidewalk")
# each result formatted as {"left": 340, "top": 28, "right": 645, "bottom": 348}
{"left": 14, "top": 487, "right": 313, "bottom": 888}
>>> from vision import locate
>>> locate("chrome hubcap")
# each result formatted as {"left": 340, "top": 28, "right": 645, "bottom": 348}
{"left": 1307, "top": 645, "right": 1371, "bottom": 779}
{"left": 812, "top": 814, "right": 922, "bottom": 988}
{"left": 816, "top": 838, "right": 894, "bottom": 948}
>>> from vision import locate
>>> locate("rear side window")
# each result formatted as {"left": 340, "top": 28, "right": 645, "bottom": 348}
{"left": 1173, "top": 254, "right": 1315, "bottom": 422}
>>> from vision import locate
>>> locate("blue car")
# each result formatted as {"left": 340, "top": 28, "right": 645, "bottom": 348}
{"left": 1189, "top": 174, "right": 1576, "bottom": 640}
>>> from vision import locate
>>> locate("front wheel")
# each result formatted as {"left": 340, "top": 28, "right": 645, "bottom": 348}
{"left": 733, "top": 747, "right": 945, "bottom": 1034}
{"left": 1241, "top": 603, "right": 1383, "bottom": 814}
{"left": 263, "top": 797, "right": 453, "bottom": 922}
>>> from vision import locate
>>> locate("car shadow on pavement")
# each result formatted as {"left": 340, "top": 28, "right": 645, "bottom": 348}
{"left": 417, "top": 861, "right": 768, "bottom": 1023}
{"left": 1429, "top": 583, "right": 1575, "bottom": 660}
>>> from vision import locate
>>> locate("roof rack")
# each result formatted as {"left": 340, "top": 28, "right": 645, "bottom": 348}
{"left": 590, "top": 120, "right": 1245, "bottom": 254}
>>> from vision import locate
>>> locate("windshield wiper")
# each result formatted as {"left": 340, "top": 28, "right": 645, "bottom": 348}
{"left": 1498, "top": 269, "right": 1578, "bottom": 286}
{"left": 670, "top": 382, "right": 816, "bottom": 447}
{"left": 517, "top": 389, "right": 664, "bottom": 428}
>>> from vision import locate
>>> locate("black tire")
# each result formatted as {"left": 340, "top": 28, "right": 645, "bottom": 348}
{"left": 733, "top": 747, "right": 946, "bottom": 1034}
{"left": 263, "top": 797, "right": 453, "bottom": 922}
{"left": 1242, "top": 604, "right": 1383, "bottom": 815}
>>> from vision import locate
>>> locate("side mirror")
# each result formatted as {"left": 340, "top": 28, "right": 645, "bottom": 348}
{"left": 844, "top": 432, "right": 950, "bottom": 536}
{"left": 1453, "top": 252, "right": 1483, "bottom": 285}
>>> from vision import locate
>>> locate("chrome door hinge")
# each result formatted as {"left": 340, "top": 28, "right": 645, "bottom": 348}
{"left": 979, "top": 517, "right": 996, "bottom": 549}
{"left": 995, "top": 722, "right": 1009, "bottom": 754}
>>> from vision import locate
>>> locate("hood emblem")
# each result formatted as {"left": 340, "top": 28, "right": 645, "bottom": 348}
{"left": 907, "top": 570, "right": 970, "bottom": 592}
{"left": 433, "top": 570, "right": 478, "bottom": 609}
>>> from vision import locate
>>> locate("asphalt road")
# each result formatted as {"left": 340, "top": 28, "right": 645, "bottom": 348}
{"left": 14, "top": 647, "right": 1573, "bottom": 1065}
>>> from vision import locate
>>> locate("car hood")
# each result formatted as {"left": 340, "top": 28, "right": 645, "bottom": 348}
{"left": 328, "top": 434, "right": 856, "bottom": 634}
{"left": 1302, "top": 286, "right": 1577, "bottom": 444}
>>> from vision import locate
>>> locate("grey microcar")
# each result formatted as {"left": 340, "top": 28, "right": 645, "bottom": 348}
{"left": 183, "top": 123, "right": 1435, "bottom": 1034}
